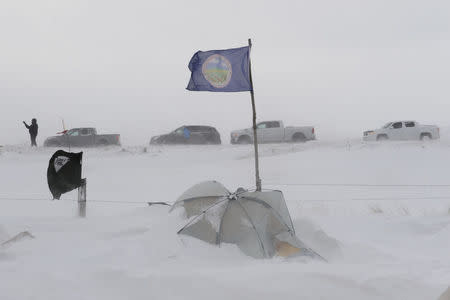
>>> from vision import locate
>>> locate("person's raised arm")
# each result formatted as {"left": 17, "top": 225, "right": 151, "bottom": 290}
{"left": 23, "top": 121, "right": 30, "bottom": 129}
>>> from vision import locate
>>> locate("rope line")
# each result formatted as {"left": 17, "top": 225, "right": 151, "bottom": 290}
{"left": 300, "top": 196, "right": 450, "bottom": 202}
{"left": 1, "top": 195, "right": 450, "bottom": 203}
{"left": 0, "top": 197, "right": 150, "bottom": 204}
{"left": 264, "top": 183, "right": 450, "bottom": 187}
{"left": 2, "top": 183, "right": 450, "bottom": 204}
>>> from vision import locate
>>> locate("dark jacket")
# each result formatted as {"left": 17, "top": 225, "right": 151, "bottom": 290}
{"left": 24, "top": 120, "right": 38, "bottom": 137}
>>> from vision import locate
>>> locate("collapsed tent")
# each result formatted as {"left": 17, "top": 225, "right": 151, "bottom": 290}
{"left": 171, "top": 181, "right": 323, "bottom": 259}
{"left": 47, "top": 150, "right": 83, "bottom": 200}
{"left": 1, "top": 231, "right": 35, "bottom": 248}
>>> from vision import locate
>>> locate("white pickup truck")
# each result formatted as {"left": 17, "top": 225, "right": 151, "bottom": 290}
{"left": 363, "top": 121, "right": 439, "bottom": 141}
{"left": 230, "top": 120, "right": 316, "bottom": 144}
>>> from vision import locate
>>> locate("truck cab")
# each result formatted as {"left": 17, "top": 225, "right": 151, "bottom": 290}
{"left": 65, "top": 128, "right": 97, "bottom": 147}
{"left": 255, "top": 121, "right": 285, "bottom": 143}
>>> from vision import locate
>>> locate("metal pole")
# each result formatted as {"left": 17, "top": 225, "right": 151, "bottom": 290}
{"left": 78, "top": 178, "right": 86, "bottom": 217}
{"left": 248, "top": 38, "right": 262, "bottom": 191}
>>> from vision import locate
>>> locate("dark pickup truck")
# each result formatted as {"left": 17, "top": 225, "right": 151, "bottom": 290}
{"left": 44, "top": 128, "right": 121, "bottom": 147}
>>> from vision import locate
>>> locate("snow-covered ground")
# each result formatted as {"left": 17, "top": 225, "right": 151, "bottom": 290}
{"left": 1, "top": 140, "right": 450, "bottom": 299}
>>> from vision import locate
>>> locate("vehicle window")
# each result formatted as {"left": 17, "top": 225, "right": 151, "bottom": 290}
{"left": 187, "top": 126, "right": 210, "bottom": 132}
{"left": 257, "top": 122, "right": 268, "bottom": 129}
{"left": 405, "top": 122, "right": 415, "bottom": 128}
{"left": 203, "top": 128, "right": 215, "bottom": 133}
{"left": 268, "top": 121, "right": 280, "bottom": 128}
{"left": 383, "top": 123, "right": 392, "bottom": 129}
{"left": 69, "top": 130, "right": 79, "bottom": 136}
{"left": 80, "top": 129, "right": 90, "bottom": 135}
{"left": 175, "top": 128, "right": 184, "bottom": 135}
{"left": 392, "top": 122, "right": 402, "bottom": 129}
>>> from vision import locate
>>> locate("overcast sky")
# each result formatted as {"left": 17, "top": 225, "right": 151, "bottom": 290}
{"left": 1, "top": 0, "right": 450, "bottom": 145}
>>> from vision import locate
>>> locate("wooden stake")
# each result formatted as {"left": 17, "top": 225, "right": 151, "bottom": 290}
{"left": 78, "top": 178, "right": 87, "bottom": 217}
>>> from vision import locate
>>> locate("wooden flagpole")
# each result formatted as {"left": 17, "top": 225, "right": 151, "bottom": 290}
{"left": 248, "top": 38, "right": 262, "bottom": 191}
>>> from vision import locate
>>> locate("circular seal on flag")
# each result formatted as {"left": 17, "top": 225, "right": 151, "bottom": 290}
{"left": 202, "top": 54, "right": 232, "bottom": 88}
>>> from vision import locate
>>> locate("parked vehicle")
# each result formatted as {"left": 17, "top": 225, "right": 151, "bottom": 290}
{"left": 44, "top": 128, "right": 121, "bottom": 147}
{"left": 230, "top": 120, "right": 316, "bottom": 144}
{"left": 363, "top": 121, "right": 440, "bottom": 141}
{"left": 150, "top": 125, "right": 221, "bottom": 145}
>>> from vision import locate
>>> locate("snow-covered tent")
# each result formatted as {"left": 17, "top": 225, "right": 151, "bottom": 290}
{"left": 171, "top": 181, "right": 322, "bottom": 259}
{"left": 0, "top": 226, "right": 34, "bottom": 248}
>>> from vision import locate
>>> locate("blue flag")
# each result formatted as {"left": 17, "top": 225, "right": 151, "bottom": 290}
{"left": 187, "top": 46, "right": 252, "bottom": 92}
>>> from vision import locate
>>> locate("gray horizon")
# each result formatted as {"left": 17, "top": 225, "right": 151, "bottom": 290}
{"left": 1, "top": 0, "right": 450, "bottom": 145}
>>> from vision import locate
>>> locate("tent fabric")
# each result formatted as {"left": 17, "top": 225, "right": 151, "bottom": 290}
{"left": 170, "top": 181, "right": 229, "bottom": 218}
{"left": 173, "top": 181, "right": 321, "bottom": 259}
{"left": 240, "top": 190, "right": 295, "bottom": 233}
{"left": 47, "top": 150, "right": 83, "bottom": 200}
{"left": 175, "top": 181, "right": 229, "bottom": 202}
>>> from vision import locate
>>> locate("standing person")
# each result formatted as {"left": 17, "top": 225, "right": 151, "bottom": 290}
{"left": 183, "top": 127, "right": 191, "bottom": 139}
{"left": 23, "top": 118, "right": 38, "bottom": 147}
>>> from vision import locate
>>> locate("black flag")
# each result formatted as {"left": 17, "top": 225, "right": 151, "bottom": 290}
{"left": 47, "top": 150, "right": 83, "bottom": 200}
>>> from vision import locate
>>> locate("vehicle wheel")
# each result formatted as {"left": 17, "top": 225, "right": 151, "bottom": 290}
{"left": 420, "top": 133, "right": 432, "bottom": 141}
{"left": 292, "top": 133, "right": 306, "bottom": 143}
{"left": 376, "top": 134, "right": 388, "bottom": 141}
{"left": 96, "top": 139, "right": 108, "bottom": 147}
{"left": 237, "top": 136, "right": 252, "bottom": 144}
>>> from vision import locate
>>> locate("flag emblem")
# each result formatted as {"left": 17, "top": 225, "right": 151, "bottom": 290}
{"left": 201, "top": 54, "right": 232, "bottom": 88}
{"left": 187, "top": 46, "right": 251, "bottom": 92}
{"left": 54, "top": 156, "right": 70, "bottom": 173}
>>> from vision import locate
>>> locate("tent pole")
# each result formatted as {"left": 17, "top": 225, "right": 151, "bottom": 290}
{"left": 248, "top": 38, "right": 262, "bottom": 192}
